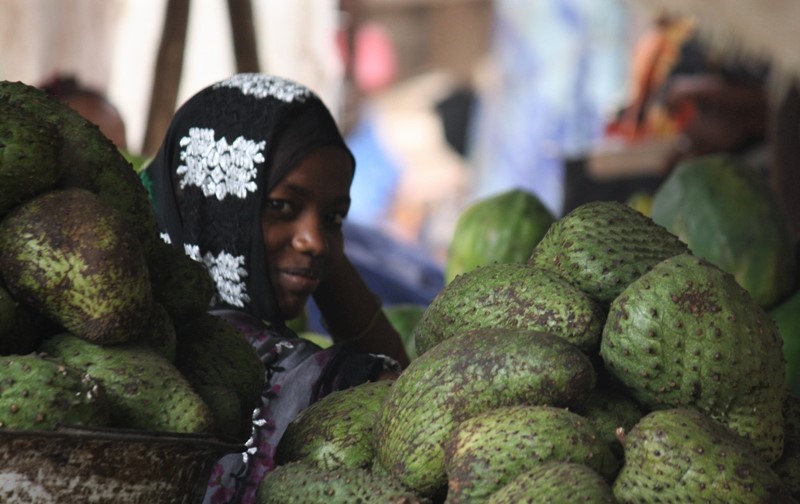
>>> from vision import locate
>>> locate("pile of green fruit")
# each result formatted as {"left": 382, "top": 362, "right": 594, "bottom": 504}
{"left": 259, "top": 197, "right": 799, "bottom": 503}
{"left": 0, "top": 80, "right": 264, "bottom": 443}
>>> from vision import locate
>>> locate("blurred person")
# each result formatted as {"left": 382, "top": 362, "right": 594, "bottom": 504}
{"left": 39, "top": 74, "right": 128, "bottom": 151}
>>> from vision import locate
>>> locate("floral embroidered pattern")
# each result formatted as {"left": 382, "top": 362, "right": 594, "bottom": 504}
{"left": 184, "top": 244, "right": 250, "bottom": 307}
{"left": 177, "top": 127, "right": 264, "bottom": 201}
{"left": 213, "top": 73, "right": 313, "bottom": 103}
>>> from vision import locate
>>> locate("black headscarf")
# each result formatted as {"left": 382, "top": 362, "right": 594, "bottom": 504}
{"left": 146, "top": 74, "right": 354, "bottom": 329}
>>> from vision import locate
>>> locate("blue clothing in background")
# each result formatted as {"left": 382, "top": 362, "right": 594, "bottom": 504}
{"left": 345, "top": 110, "right": 401, "bottom": 228}
{"left": 468, "top": 0, "right": 631, "bottom": 217}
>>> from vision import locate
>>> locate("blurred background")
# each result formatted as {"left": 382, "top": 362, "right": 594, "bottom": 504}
{"left": 0, "top": 0, "right": 798, "bottom": 268}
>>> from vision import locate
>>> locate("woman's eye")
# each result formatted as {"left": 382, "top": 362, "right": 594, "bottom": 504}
{"left": 328, "top": 210, "right": 347, "bottom": 228}
{"left": 267, "top": 199, "right": 293, "bottom": 217}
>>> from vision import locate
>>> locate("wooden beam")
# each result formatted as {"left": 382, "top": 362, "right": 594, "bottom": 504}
{"left": 226, "top": 0, "right": 260, "bottom": 74}
{"left": 142, "top": 0, "right": 191, "bottom": 157}
{"left": 770, "top": 83, "right": 800, "bottom": 240}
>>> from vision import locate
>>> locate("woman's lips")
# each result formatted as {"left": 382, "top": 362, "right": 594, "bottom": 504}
{"left": 278, "top": 267, "right": 321, "bottom": 293}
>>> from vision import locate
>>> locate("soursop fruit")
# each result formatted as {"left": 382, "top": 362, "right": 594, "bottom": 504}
{"left": 0, "top": 101, "right": 63, "bottom": 216}
{"left": 256, "top": 460, "right": 426, "bottom": 504}
{"left": 577, "top": 387, "right": 646, "bottom": 460}
{"left": 0, "top": 188, "right": 153, "bottom": 345}
{"left": 40, "top": 333, "right": 213, "bottom": 434}
{"left": 0, "top": 80, "right": 161, "bottom": 258}
{"left": 613, "top": 408, "right": 794, "bottom": 503}
{"left": 774, "top": 394, "right": 800, "bottom": 500}
{"left": 0, "top": 352, "right": 109, "bottom": 430}
{"left": 174, "top": 312, "right": 265, "bottom": 441}
{"left": 651, "top": 153, "right": 797, "bottom": 309}
{"left": 486, "top": 462, "right": 615, "bottom": 504}
{"left": 443, "top": 405, "right": 619, "bottom": 503}
{"left": 275, "top": 380, "right": 392, "bottom": 470}
{"left": 529, "top": 200, "right": 688, "bottom": 304}
{"left": 413, "top": 262, "right": 605, "bottom": 356}
{"left": 146, "top": 238, "right": 214, "bottom": 324}
{"left": 601, "top": 253, "right": 787, "bottom": 463}
{"left": 374, "top": 328, "right": 596, "bottom": 498}
{"left": 445, "top": 188, "right": 554, "bottom": 284}
{"left": 138, "top": 301, "right": 177, "bottom": 362}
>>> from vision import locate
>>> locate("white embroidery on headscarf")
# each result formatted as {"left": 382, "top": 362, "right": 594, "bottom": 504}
{"left": 176, "top": 127, "right": 263, "bottom": 200}
{"left": 213, "top": 73, "right": 313, "bottom": 103}
{"left": 183, "top": 243, "right": 251, "bottom": 308}
{"left": 160, "top": 232, "right": 171, "bottom": 244}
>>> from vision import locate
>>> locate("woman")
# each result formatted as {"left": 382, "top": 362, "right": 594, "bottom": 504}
{"left": 144, "top": 73, "right": 409, "bottom": 503}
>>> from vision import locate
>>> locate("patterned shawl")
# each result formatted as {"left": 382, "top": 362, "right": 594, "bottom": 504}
{"left": 146, "top": 73, "right": 354, "bottom": 329}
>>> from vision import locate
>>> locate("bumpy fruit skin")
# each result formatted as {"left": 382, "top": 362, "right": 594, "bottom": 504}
{"left": 0, "top": 80, "right": 160, "bottom": 259}
{"left": 652, "top": 153, "right": 797, "bottom": 309}
{"left": 613, "top": 408, "right": 793, "bottom": 503}
{"left": 256, "top": 461, "right": 425, "bottom": 504}
{"left": 445, "top": 189, "right": 554, "bottom": 284}
{"left": 0, "top": 353, "right": 109, "bottom": 430}
{"left": 374, "top": 328, "right": 596, "bottom": 498}
{"left": 576, "top": 387, "right": 646, "bottom": 460}
{"left": 40, "top": 333, "right": 213, "bottom": 434}
{"left": 601, "top": 253, "right": 787, "bottom": 463}
{"left": 529, "top": 200, "right": 688, "bottom": 304}
{"left": 0, "top": 188, "right": 153, "bottom": 345}
{"left": 0, "top": 101, "right": 63, "bottom": 216}
{"left": 443, "top": 405, "right": 619, "bottom": 503}
{"left": 486, "top": 462, "right": 615, "bottom": 504}
{"left": 276, "top": 380, "right": 392, "bottom": 470}
{"left": 773, "top": 394, "right": 800, "bottom": 500}
{"left": 146, "top": 238, "right": 215, "bottom": 325}
{"left": 413, "top": 262, "right": 605, "bottom": 356}
{"left": 174, "top": 312, "right": 265, "bottom": 441}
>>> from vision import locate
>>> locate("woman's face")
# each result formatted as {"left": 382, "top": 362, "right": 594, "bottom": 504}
{"left": 261, "top": 146, "right": 353, "bottom": 319}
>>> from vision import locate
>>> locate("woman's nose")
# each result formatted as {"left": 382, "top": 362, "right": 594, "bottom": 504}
{"left": 292, "top": 214, "right": 327, "bottom": 256}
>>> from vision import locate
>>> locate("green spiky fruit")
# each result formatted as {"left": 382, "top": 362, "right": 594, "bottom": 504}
{"left": 138, "top": 302, "right": 177, "bottom": 362}
{"left": 651, "top": 154, "right": 797, "bottom": 309}
{"left": 444, "top": 405, "right": 619, "bottom": 503}
{"left": 613, "top": 408, "right": 793, "bottom": 503}
{"left": 256, "top": 461, "right": 426, "bottom": 504}
{"left": 0, "top": 188, "right": 153, "bottom": 345}
{"left": 0, "top": 353, "right": 109, "bottom": 430}
{"left": 39, "top": 333, "right": 213, "bottom": 433}
{"left": 276, "top": 380, "right": 392, "bottom": 470}
{"left": 529, "top": 200, "right": 688, "bottom": 304}
{"left": 577, "top": 387, "right": 646, "bottom": 460}
{"left": 0, "top": 101, "right": 63, "bottom": 216}
{"left": 0, "top": 80, "right": 160, "bottom": 258}
{"left": 174, "top": 312, "right": 265, "bottom": 441}
{"left": 413, "top": 263, "right": 605, "bottom": 356}
{"left": 445, "top": 189, "right": 555, "bottom": 284}
{"left": 192, "top": 384, "right": 243, "bottom": 441}
{"left": 773, "top": 394, "right": 800, "bottom": 500}
{"left": 601, "top": 253, "right": 787, "bottom": 463}
{"left": 486, "top": 462, "right": 615, "bottom": 504}
{"left": 146, "top": 238, "right": 215, "bottom": 324}
{"left": 374, "top": 328, "right": 596, "bottom": 498}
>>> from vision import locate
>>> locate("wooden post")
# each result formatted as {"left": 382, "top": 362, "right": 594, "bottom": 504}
{"left": 141, "top": 0, "right": 191, "bottom": 157}
{"left": 226, "top": 0, "right": 260, "bottom": 74}
{"left": 770, "top": 82, "right": 800, "bottom": 240}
